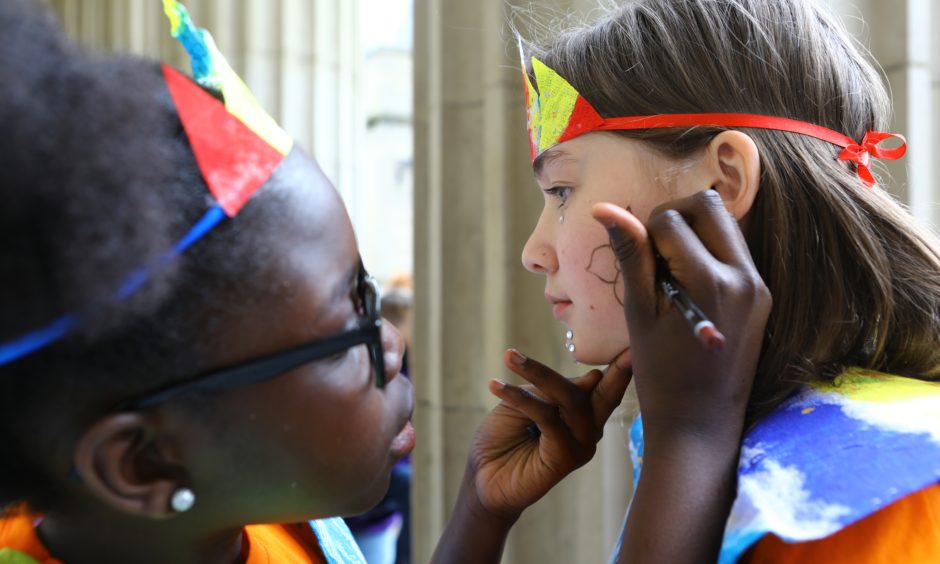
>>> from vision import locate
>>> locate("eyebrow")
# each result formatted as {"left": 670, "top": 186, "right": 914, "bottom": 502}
{"left": 310, "top": 259, "right": 360, "bottom": 327}
{"left": 332, "top": 260, "right": 360, "bottom": 304}
{"left": 532, "top": 148, "right": 574, "bottom": 179}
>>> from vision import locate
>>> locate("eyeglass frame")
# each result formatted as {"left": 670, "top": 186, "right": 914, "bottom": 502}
{"left": 115, "top": 263, "right": 386, "bottom": 411}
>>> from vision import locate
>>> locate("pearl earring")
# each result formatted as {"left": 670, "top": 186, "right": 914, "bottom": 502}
{"left": 564, "top": 329, "right": 575, "bottom": 353}
{"left": 170, "top": 488, "right": 196, "bottom": 513}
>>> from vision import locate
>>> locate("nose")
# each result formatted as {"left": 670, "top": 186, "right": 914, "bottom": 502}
{"left": 380, "top": 319, "right": 405, "bottom": 384}
{"left": 522, "top": 210, "right": 558, "bottom": 274}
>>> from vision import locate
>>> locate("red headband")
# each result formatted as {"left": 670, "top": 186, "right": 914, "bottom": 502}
{"left": 592, "top": 113, "right": 906, "bottom": 188}
{"left": 521, "top": 55, "right": 906, "bottom": 188}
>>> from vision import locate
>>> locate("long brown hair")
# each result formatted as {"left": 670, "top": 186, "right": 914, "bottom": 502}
{"left": 520, "top": 0, "right": 940, "bottom": 421}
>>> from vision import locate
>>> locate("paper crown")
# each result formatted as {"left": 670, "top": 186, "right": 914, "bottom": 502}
{"left": 162, "top": 0, "right": 292, "bottom": 215}
{"left": 0, "top": 2, "right": 295, "bottom": 366}
{"left": 518, "top": 41, "right": 906, "bottom": 188}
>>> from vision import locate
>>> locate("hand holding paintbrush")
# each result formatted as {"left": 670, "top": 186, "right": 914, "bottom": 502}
{"left": 590, "top": 192, "right": 770, "bottom": 418}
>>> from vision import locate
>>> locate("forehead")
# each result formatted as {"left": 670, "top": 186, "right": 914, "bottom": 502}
{"left": 533, "top": 134, "right": 665, "bottom": 179}
{"left": 261, "top": 149, "right": 360, "bottom": 323}
{"left": 533, "top": 147, "right": 578, "bottom": 180}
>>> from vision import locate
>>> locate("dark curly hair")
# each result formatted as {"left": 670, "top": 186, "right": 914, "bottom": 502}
{"left": 0, "top": 0, "right": 290, "bottom": 510}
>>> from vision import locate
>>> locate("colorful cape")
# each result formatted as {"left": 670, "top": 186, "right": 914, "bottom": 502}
{"left": 309, "top": 518, "right": 367, "bottom": 564}
{"left": 620, "top": 368, "right": 940, "bottom": 563}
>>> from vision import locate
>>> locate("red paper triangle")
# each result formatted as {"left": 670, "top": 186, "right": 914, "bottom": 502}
{"left": 162, "top": 65, "right": 284, "bottom": 216}
{"left": 558, "top": 95, "right": 605, "bottom": 146}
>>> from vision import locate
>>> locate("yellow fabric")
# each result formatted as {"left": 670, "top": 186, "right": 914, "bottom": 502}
{"left": 813, "top": 367, "right": 940, "bottom": 403}
{"left": 746, "top": 483, "right": 940, "bottom": 563}
{"left": 0, "top": 549, "right": 42, "bottom": 564}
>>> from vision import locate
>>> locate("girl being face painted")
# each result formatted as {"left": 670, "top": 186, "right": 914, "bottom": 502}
{"left": 523, "top": 133, "right": 720, "bottom": 365}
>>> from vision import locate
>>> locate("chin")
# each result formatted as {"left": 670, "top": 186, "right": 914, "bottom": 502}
{"left": 573, "top": 341, "right": 628, "bottom": 366}
{"left": 345, "top": 468, "right": 394, "bottom": 516}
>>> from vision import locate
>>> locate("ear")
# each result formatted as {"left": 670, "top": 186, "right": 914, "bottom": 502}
{"left": 703, "top": 130, "right": 761, "bottom": 220}
{"left": 73, "top": 413, "right": 188, "bottom": 519}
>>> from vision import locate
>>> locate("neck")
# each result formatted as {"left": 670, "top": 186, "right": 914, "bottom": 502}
{"left": 37, "top": 503, "right": 245, "bottom": 564}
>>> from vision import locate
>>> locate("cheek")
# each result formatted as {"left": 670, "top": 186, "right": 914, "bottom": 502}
{"left": 558, "top": 233, "right": 631, "bottom": 362}
{"left": 571, "top": 252, "right": 625, "bottom": 322}
{"left": 558, "top": 222, "right": 622, "bottom": 305}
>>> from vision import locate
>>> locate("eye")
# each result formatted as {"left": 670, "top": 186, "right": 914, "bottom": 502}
{"left": 350, "top": 285, "right": 366, "bottom": 316}
{"left": 543, "top": 185, "right": 573, "bottom": 208}
{"left": 324, "top": 348, "right": 350, "bottom": 364}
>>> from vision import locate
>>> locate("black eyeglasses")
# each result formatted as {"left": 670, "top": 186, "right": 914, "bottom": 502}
{"left": 118, "top": 263, "right": 386, "bottom": 411}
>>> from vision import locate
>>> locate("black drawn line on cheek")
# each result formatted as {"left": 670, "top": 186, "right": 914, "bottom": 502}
{"left": 584, "top": 205, "right": 630, "bottom": 307}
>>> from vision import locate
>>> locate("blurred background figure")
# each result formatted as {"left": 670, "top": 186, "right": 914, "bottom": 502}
{"left": 345, "top": 274, "right": 414, "bottom": 564}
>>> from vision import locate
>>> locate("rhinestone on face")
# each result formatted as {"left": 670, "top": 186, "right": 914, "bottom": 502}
{"left": 566, "top": 343, "right": 576, "bottom": 353}
{"left": 566, "top": 330, "right": 573, "bottom": 339}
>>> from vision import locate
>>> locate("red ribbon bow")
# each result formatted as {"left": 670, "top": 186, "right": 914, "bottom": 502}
{"left": 838, "top": 131, "right": 907, "bottom": 188}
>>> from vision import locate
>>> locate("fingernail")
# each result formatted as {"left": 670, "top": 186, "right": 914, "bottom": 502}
{"left": 491, "top": 379, "right": 507, "bottom": 389}
{"left": 591, "top": 211, "right": 616, "bottom": 229}
{"left": 509, "top": 349, "right": 527, "bottom": 365}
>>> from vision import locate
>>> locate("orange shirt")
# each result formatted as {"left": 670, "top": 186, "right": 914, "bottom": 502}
{"left": 243, "top": 522, "right": 327, "bottom": 564}
{"left": 746, "top": 483, "right": 940, "bottom": 563}
{"left": 0, "top": 508, "right": 60, "bottom": 564}
{"left": 0, "top": 506, "right": 326, "bottom": 564}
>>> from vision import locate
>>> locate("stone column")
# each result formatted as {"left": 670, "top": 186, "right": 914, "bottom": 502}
{"left": 412, "top": 1, "right": 633, "bottom": 562}
{"left": 862, "top": 0, "right": 935, "bottom": 225}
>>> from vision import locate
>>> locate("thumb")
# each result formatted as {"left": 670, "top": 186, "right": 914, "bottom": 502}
{"left": 591, "top": 347, "right": 633, "bottom": 425}
{"left": 591, "top": 203, "right": 656, "bottom": 320}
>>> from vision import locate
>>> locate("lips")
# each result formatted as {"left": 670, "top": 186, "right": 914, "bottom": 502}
{"left": 552, "top": 301, "right": 572, "bottom": 320}
{"left": 390, "top": 379, "right": 416, "bottom": 459}
{"left": 390, "top": 420, "right": 416, "bottom": 458}
{"left": 545, "top": 292, "right": 573, "bottom": 321}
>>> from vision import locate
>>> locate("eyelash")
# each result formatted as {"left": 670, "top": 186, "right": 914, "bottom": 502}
{"left": 350, "top": 288, "right": 364, "bottom": 316}
{"left": 543, "top": 185, "right": 572, "bottom": 208}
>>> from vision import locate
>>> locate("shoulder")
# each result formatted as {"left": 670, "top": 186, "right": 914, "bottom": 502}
{"left": 720, "top": 369, "right": 940, "bottom": 562}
